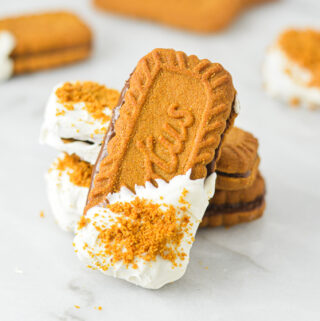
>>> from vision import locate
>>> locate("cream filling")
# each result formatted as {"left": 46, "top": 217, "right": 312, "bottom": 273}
{"left": 74, "top": 170, "right": 216, "bottom": 289}
{"left": 233, "top": 95, "right": 241, "bottom": 114}
{"left": 263, "top": 46, "right": 320, "bottom": 108}
{"left": 0, "top": 31, "right": 15, "bottom": 81}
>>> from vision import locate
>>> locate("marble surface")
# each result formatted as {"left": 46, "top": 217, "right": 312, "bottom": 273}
{"left": 1, "top": 0, "right": 320, "bottom": 320}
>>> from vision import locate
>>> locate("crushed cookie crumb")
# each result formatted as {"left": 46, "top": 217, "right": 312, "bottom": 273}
{"left": 179, "top": 188, "right": 190, "bottom": 207}
{"left": 290, "top": 97, "right": 301, "bottom": 107}
{"left": 40, "top": 210, "right": 44, "bottom": 218}
{"left": 279, "top": 29, "right": 320, "bottom": 87}
{"left": 74, "top": 305, "right": 80, "bottom": 309}
{"left": 55, "top": 153, "right": 93, "bottom": 187}
{"left": 55, "top": 81, "right": 120, "bottom": 123}
{"left": 56, "top": 109, "right": 66, "bottom": 116}
{"left": 81, "top": 197, "right": 192, "bottom": 270}
{"left": 78, "top": 216, "right": 91, "bottom": 230}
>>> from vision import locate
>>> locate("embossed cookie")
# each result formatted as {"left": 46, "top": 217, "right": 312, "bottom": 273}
{"left": 74, "top": 48, "right": 238, "bottom": 289}
{"left": 0, "top": 11, "right": 92, "bottom": 80}
{"left": 86, "top": 48, "right": 237, "bottom": 211}
{"left": 201, "top": 171, "right": 266, "bottom": 227}
{"left": 94, "top": 0, "right": 274, "bottom": 33}
{"left": 212, "top": 127, "right": 259, "bottom": 191}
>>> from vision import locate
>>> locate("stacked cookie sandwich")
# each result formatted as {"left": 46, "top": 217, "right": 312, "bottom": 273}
{"left": 40, "top": 81, "right": 119, "bottom": 231}
{"left": 41, "top": 49, "right": 266, "bottom": 288}
{"left": 201, "top": 127, "right": 266, "bottom": 227}
{"left": 263, "top": 28, "right": 320, "bottom": 110}
{"left": 41, "top": 84, "right": 265, "bottom": 232}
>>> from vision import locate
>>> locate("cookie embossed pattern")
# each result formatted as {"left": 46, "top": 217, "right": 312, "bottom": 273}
{"left": 74, "top": 48, "right": 237, "bottom": 289}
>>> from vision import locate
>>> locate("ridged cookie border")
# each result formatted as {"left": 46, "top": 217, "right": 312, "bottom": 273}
{"left": 87, "top": 48, "right": 235, "bottom": 210}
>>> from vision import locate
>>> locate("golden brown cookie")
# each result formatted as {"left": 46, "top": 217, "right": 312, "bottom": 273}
{"left": 0, "top": 11, "right": 92, "bottom": 75}
{"left": 94, "top": 0, "right": 274, "bottom": 33}
{"left": 201, "top": 172, "right": 266, "bottom": 227}
{"left": 86, "top": 48, "right": 237, "bottom": 212}
{"left": 212, "top": 127, "right": 259, "bottom": 191}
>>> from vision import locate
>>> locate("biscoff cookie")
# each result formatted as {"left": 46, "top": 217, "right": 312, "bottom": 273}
{"left": 94, "top": 0, "right": 273, "bottom": 33}
{"left": 86, "top": 48, "right": 237, "bottom": 209}
{"left": 0, "top": 11, "right": 92, "bottom": 80}
{"left": 263, "top": 28, "right": 320, "bottom": 110}
{"left": 201, "top": 172, "right": 266, "bottom": 227}
{"left": 212, "top": 127, "right": 259, "bottom": 191}
{"left": 74, "top": 48, "right": 238, "bottom": 289}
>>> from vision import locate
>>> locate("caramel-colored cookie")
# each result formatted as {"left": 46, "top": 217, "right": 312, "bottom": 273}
{"left": 201, "top": 172, "right": 266, "bottom": 227}
{"left": 0, "top": 11, "right": 92, "bottom": 75}
{"left": 213, "top": 127, "right": 259, "bottom": 191}
{"left": 86, "top": 48, "right": 237, "bottom": 212}
{"left": 94, "top": 0, "right": 274, "bottom": 33}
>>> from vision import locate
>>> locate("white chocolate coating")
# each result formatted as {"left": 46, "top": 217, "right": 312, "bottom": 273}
{"left": 0, "top": 31, "right": 15, "bottom": 81}
{"left": 40, "top": 82, "right": 111, "bottom": 163}
{"left": 263, "top": 45, "right": 320, "bottom": 109}
{"left": 46, "top": 154, "right": 89, "bottom": 232}
{"left": 74, "top": 170, "right": 216, "bottom": 289}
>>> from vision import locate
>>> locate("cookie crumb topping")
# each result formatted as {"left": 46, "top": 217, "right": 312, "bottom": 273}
{"left": 79, "top": 196, "right": 194, "bottom": 270}
{"left": 55, "top": 153, "right": 93, "bottom": 187}
{"left": 279, "top": 29, "right": 320, "bottom": 87}
{"left": 78, "top": 216, "right": 91, "bottom": 230}
{"left": 55, "top": 81, "right": 120, "bottom": 123}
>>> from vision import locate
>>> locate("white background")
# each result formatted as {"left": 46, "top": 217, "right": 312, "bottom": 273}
{"left": 1, "top": 0, "right": 320, "bottom": 320}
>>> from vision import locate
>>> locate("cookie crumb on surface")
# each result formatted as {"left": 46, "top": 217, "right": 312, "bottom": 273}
{"left": 74, "top": 305, "right": 80, "bottom": 309}
{"left": 40, "top": 210, "right": 45, "bottom": 218}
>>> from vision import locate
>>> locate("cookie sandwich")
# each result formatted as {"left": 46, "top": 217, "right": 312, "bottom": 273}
{"left": 201, "top": 171, "right": 266, "bottom": 227}
{"left": 212, "top": 127, "right": 259, "bottom": 191}
{"left": 202, "top": 127, "right": 265, "bottom": 227}
{"left": 263, "top": 28, "right": 320, "bottom": 110}
{"left": 0, "top": 11, "right": 92, "bottom": 81}
{"left": 40, "top": 81, "right": 119, "bottom": 164}
{"left": 73, "top": 48, "right": 238, "bottom": 289}
{"left": 94, "top": 0, "right": 274, "bottom": 33}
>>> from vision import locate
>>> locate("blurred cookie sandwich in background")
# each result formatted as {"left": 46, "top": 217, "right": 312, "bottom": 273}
{"left": 93, "top": 0, "right": 275, "bottom": 33}
{"left": 0, "top": 11, "right": 92, "bottom": 81}
{"left": 263, "top": 28, "right": 320, "bottom": 110}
